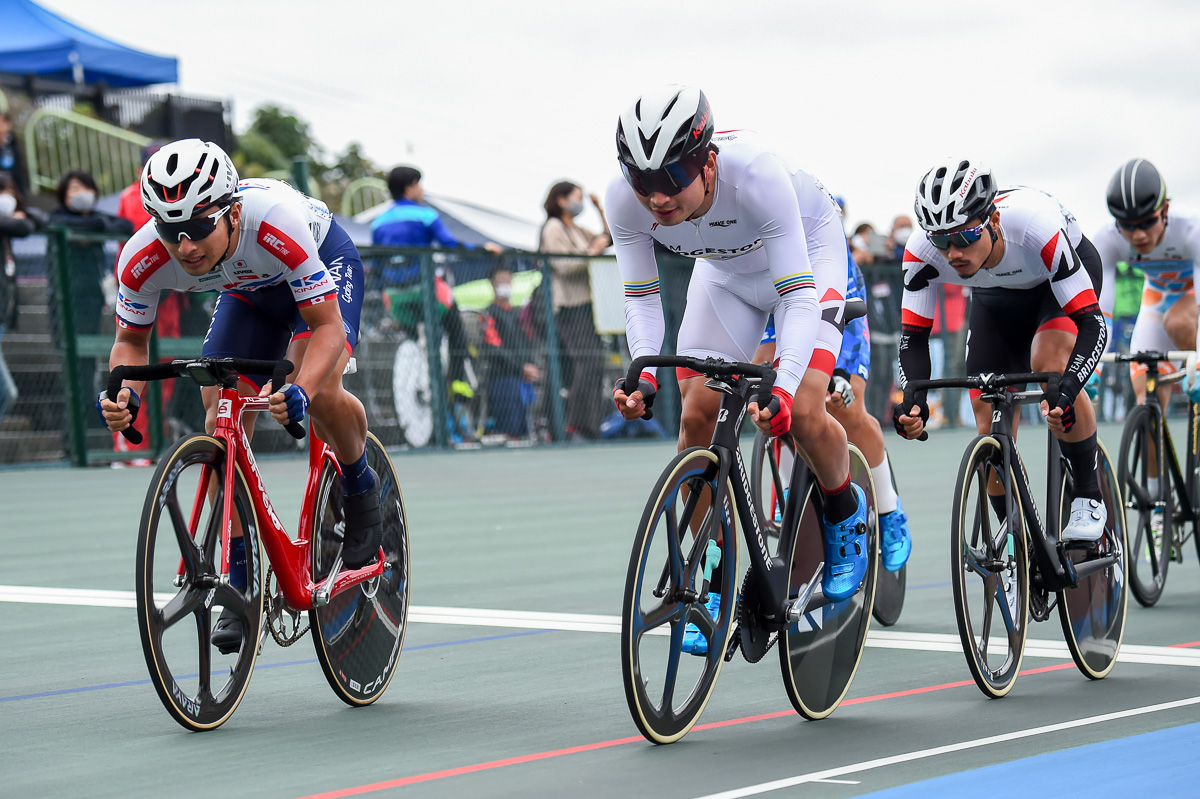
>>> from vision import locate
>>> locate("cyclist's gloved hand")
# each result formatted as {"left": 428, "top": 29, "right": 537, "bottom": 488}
{"left": 613, "top": 372, "right": 657, "bottom": 419}
{"left": 1084, "top": 371, "right": 1101, "bottom": 401}
{"left": 1041, "top": 373, "right": 1079, "bottom": 433}
{"left": 891, "top": 400, "right": 928, "bottom": 439}
{"left": 273, "top": 383, "right": 310, "bottom": 427}
{"left": 751, "top": 386, "right": 793, "bottom": 438}
{"left": 96, "top": 387, "right": 140, "bottom": 431}
{"left": 828, "top": 369, "right": 855, "bottom": 408}
{"left": 1185, "top": 374, "right": 1200, "bottom": 405}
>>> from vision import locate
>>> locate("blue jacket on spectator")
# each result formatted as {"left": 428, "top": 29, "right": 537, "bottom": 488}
{"left": 371, "top": 198, "right": 474, "bottom": 249}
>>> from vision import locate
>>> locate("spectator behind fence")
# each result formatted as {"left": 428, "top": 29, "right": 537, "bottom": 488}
{"left": 886, "top": 215, "right": 914, "bottom": 261}
{"left": 540, "top": 180, "right": 612, "bottom": 441}
{"left": 0, "top": 173, "right": 36, "bottom": 421}
{"left": 48, "top": 170, "right": 134, "bottom": 397}
{"left": 480, "top": 264, "right": 539, "bottom": 439}
{"left": 0, "top": 111, "right": 28, "bottom": 198}
{"left": 849, "top": 221, "right": 876, "bottom": 265}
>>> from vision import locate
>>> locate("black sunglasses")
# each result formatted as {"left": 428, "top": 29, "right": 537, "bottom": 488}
{"left": 927, "top": 221, "right": 989, "bottom": 251}
{"left": 155, "top": 204, "right": 233, "bottom": 243}
{"left": 1116, "top": 214, "right": 1163, "bottom": 232}
{"left": 619, "top": 153, "right": 706, "bottom": 197}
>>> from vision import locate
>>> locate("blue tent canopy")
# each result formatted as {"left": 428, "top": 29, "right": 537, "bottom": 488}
{"left": 0, "top": 0, "right": 177, "bottom": 87}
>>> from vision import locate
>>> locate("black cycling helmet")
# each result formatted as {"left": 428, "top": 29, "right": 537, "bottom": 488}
{"left": 1106, "top": 158, "right": 1167, "bottom": 223}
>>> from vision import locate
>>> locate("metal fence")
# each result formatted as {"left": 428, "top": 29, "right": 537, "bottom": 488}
{"left": 3, "top": 229, "right": 993, "bottom": 466}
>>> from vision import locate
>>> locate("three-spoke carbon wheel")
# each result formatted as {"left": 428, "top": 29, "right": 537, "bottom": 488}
{"left": 1056, "top": 441, "right": 1127, "bottom": 680}
{"left": 1117, "top": 404, "right": 1172, "bottom": 606}
{"left": 135, "top": 435, "right": 264, "bottom": 731}
{"left": 621, "top": 447, "right": 739, "bottom": 744}
{"left": 311, "top": 432, "right": 410, "bottom": 706}
{"left": 779, "top": 444, "right": 878, "bottom": 719}
{"left": 951, "top": 435, "right": 1029, "bottom": 698}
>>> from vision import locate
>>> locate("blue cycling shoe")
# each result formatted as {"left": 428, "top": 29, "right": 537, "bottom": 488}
{"left": 880, "top": 498, "right": 912, "bottom": 572}
{"left": 821, "top": 484, "right": 869, "bottom": 602}
{"left": 681, "top": 592, "right": 721, "bottom": 655}
{"left": 772, "top": 488, "right": 789, "bottom": 525}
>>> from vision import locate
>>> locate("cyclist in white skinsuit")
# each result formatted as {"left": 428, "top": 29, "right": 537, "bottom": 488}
{"left": 1093, "top": 158, "right": 1200, "bottom": 406}
{"left": 607, "top": 87, "right": 869, "bottom": 655}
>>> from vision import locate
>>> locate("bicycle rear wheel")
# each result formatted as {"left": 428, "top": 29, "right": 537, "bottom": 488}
{"left": 1057, "top": 441, "right": 1128, "bottom": 680}
{"left": 779, "top": 445, "right": 878, "bottom": 720}
{"left": 311, "top": 432, "right": 411, "bottom": 706}
{"left": 951, "top": 435, "right": 1029, "bottom": 698}
{"left": 1117, "top": 404, "right": 1171, "bottom": 606}
{"left": 621, "top": 446, "right": 739, "bottom": 744}
{"left": 749, "top": 430, "right": 793, "bottom": 543}
{"left": 135, "top": 435, "right": 264, "bottom": 731}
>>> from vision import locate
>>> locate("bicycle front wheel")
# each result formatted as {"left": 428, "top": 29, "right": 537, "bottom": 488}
{"left": 621, "top": 447, "right": 739, "bottom": 744}
{"left": 1117, "top": 404, "right": 1171, "bottom": 606}
{"left": 872, "top": 457, "right": 907, "bottom": 628}
{"left": 135, "top": 435, "right": 264, "bottom": 731}
{"left": 311, "top": 432, "right": 411, "bottom": 706}
{"left": 1057, "top": 440, "right": 1128, "bottom": 680}
{"left": 951, "top": 435, "right": 1029, "bottom": 698}
{"left": 779, "top": 444, "right": 878, "bottom": 719}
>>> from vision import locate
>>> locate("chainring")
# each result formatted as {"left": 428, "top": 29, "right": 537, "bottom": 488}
{"left": 265, "top": 565, "right": 310, "bottom": 647}
{"left": 737, "top": 569, "right": 779, "bottom": 664}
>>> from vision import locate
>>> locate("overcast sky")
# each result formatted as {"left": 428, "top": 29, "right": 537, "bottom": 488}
{"left": 40, "top": 0, "right": 1200, "bottom": 241}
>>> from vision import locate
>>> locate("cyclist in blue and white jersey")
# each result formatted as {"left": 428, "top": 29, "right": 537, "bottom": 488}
{"left": 894, "top": 160, "right": 1108, "bottom": 543}
{"left": 97, "top": 139, "right": 382, "bottom": 651}
{"left": 606, "top": 86, "right": 869, "bottom": 652}
{"left": 1093, "top": 158, "right": 1200, "bottom": 406}
{"left": 758, "top": 251, "right": 911, "bottom": 572}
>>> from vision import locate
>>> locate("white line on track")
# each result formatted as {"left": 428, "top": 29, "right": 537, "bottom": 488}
{"left": 4, "top": 585, "right": 1200, "bottom": 667}
{"left": 690, "top": 695, "right": 1200, "bottom": 799}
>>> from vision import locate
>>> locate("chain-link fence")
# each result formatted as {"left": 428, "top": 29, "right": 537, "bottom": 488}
{"left": 3, "top": 227, "right": 1000, "bottom": 466}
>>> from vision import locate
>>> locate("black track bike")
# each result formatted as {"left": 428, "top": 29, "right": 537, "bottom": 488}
{"left": 905, "top": 373, "right": 1127, "bottom": 697}
{"left": 620, "top": 355, "right": 878, "bottom": 744}
{"left": 1104, "top": 350, "right": 1200, "bottom": 606}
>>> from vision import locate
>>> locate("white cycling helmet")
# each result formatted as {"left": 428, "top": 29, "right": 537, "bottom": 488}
{"left": 141, "top": 139, "right": 239, "bottom": 222}
{"left": 913, "top": 159, "right": 997, "bottom": 232}
{"left": 616, "top": 85, "right": 713, "bottom": 195}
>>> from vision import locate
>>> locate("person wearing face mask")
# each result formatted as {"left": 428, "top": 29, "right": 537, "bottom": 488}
{"left": 539, "top": 180, "right": 612, "bottom": 441}
{"left": 887, "top": 215, "right": 913, "bottom": 261}
{"left": 479, "top": 263, "right": 539, "bottom": 439}
{"left": 0, "top": 173, "right": 34, "bottom": 421}
{"left": 47, "top": 169, "right": 134, "bottom": 399}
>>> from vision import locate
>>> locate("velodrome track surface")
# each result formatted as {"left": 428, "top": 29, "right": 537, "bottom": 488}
{"left": 3, "top": 421, "right": 1198, "bottom": 798}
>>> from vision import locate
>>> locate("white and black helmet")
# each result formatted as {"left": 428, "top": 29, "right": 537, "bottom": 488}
{"left": 913, "top": 159, "right": 997, "bottom": 232}
{"left": 141, "top": 139, "right": 239, "bottom": 222}
{"left": 1106, "top": 158, "right": 1167, "bottom": 223}
{"left": 616, "top": 85, "right": 713, "bottom": 195}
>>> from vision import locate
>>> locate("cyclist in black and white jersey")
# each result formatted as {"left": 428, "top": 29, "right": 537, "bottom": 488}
{"left": 97, "top": 139, "right": 382, "bottom": 651}
{"left": 607, "top": 87, "right": 869, "bottom": 651}
{"left": 893, "top": 160, "right": 1108, "bottom": 543}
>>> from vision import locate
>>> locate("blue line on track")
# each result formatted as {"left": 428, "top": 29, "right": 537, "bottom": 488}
{"left": 0, "top": 629, "right": 554, "bottom": 703}
{"left": 858, "top": 720, "right": 1200, "bottom": 798}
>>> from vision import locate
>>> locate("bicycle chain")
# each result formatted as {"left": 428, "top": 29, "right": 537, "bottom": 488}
{"left": 265, "top": 565, "right": 310, "bottom": 647}
{"left": 737, "top": 570, "right": 778, "bottom": 664}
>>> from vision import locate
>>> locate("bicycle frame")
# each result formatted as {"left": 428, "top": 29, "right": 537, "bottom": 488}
{"left": 207, "top": 384, "right": 386, "bottom": 611}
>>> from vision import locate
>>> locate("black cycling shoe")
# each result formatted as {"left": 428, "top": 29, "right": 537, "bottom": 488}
{"left": 211, "top": 606, "right": 243, "bottom": 655}
{"left": 342, "top": 468, "right": 384, "bottom": 569}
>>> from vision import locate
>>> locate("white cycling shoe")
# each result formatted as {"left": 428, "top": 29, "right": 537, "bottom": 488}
{"left": 1061, "top": 497, "right": 1106, "bottom": 544}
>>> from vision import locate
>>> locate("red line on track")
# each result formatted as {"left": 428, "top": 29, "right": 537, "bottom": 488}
{"left": 295, "top": 643, "right": 1195, "bottom": 798}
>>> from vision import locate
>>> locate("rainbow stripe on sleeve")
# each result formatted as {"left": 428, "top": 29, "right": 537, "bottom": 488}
{"left": 773, "top": 272, "right": 816, "bottom": 297}
{"left": 624, "top": 278, "right": 660, "bottom": 297}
